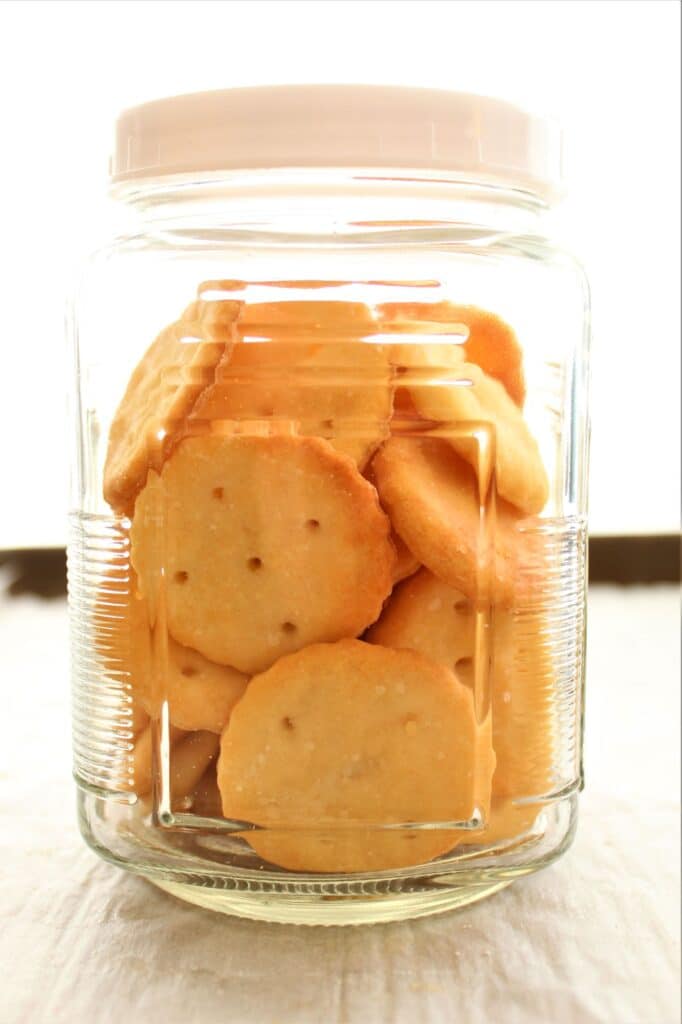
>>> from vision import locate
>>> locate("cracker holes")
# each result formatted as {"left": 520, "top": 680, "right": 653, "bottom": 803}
{"left": 212, "top": 487, "right": 224, "bottom": 500}
{"left": 282, "top": 716, "right": 295, "bottom": 731}
{"left": 306, "top": 518, "right": 320, "bottom": 531}
{"left": 281, "top": 621, "right": 297, "bottom": 635}
{"left": 247, "top": 557, "right": 263, "bottom": 571}
{"left": 181, "top": 665, "right": 197, "bottom": 678}
{"left": 453, "top": 599, "right": 470, "bottom": 614}
{"left": 174, "top": 571, "right": 189, "bottom": 584}
{"left": 455, "top": 657, "right": 474, "bottom": 686}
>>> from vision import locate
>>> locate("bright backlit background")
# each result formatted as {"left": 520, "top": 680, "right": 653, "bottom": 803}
{"left": 0, "top": 0, "right": 679, "bottom": 547}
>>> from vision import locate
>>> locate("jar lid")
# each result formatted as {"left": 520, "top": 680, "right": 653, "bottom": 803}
{"left": 110, "top": 84, "right": 563, "bottom": 202}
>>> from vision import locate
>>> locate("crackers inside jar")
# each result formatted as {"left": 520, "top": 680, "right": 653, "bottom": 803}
{"left": 104, "top": 302, "right": 240, "bottom": 516}
{"left": 96, "top": 565, "right": 249, "bottom": 736}
{"left": 217, "top": 639, "right": 495, "bottom": 872}
{"left": 131, "top": 434, "right": 395, "bottom": 674}
{"left": 377, "top": 301, "right": 526, "bottom": 407}
{"left": 187, "top": 296, "right": 395, "bottom": 470}
{"left": 367, "top": 568, "right": 555, "bottom": 845}
{"left": 372, "top": 436, "right": 530, "bottom": 606}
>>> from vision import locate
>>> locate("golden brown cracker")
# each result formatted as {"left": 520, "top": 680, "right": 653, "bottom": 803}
{"left": 378, "top": 328, "right": 545, "bottom": 514}
{"left": 92, "top": 547, "right": 150, "bottom": 736}
{"left": 372, "top": 438, "right": 527, "bottom": 605}
{"left": 397, "top": 356, "right": 546, "bottom": 516}
{"left": 189, "top": 297, "right": 394, "bottom": 469}
{"left": 366, "top": 568, "right": 475, "bottom": 674}
{"left": 378, "top": 301, "right": 526, "bottom": 407}
{"left": 97, "top": 569, "right": 248, "bottom": 734}
{"left": 484, "top": 609, "right": 555, "bottom": 806}
{"left": 189, "top": 764, "right": 224, "bottom": 818}
{"left": 240, "top": 300, "right": 377, "bottom": 335}
{"left": 427, "top": 361, "right": 547, "bottom": 515}
{"left": 218, "top": 639, "right": 495, "bottom": 872}
{"left": 366, "top": 568, "right": 554, "bottom": 844}
{"left": 131, "top": 435, "right": 395, "bottom": 674}
{"left": 129, "top": 723, "right": 187, "bottom": 797}
{"left": 391, "top": 532, "right": 420, "bottom": 585}
{"left": 170, "top": 731, "right": 220, "bottom": 804}
{"left": 387, "top": 340, "right": 466, "bottom": 429}
{"left": 130, "top": 727, "right": 217, "bottom": 805}
{"left": 103, "top": 303, "right": 240, "bottom": 516}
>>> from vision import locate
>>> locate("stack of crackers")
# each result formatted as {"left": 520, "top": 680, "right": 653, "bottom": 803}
{"left": 96, "top": 285, "right": 554, "bottom": 873}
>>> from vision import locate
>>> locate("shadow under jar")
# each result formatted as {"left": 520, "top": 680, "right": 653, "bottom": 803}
{"left": 67, "top": 85, "right": 590, "bottom": 925}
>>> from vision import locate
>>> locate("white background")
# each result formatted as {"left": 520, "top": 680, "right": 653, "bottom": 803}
{"left": 0, "top": 0, "right": 679, "bottom": 548}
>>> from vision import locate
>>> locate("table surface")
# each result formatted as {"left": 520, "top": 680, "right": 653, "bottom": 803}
{"left": 1, "top": 579, "right": 680, "bottom": 1024}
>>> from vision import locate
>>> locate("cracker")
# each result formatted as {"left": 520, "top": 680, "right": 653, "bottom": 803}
{"left": 366, "top": 568, "right": 554, "bottom": 843}
{"left": 372, "top": 438, "right": 528, "bottom": 605}
{"left": 189, "top": 764, "right": 223, "bottom": 818}
{"left": 170, "top": 730, "right": 220, "bottom": 804}
{"left": 403, "top": 359, "right": 546, "bottom": 515}
{"left": 156, "top": 643, "right": 249, "bottom": 735}
{"left": 104, "top": 302, "right": 240, "bottom": 516}
{"left": 131, "top": 435, "right": 395, "bottom": 674}
{"left": 130, "top": 723, "right": 187, "bottom": 797}
{"left": 378, "top": 301, "right": 526, "bottom": 406}
{"left": 391, "top": 532, "right": 420, "bottom": 585}
{"left": 483, "top": 609, "right": 554, "bottom": 807}
{"left": 97, "top": 570, "right": 248, "bottom": 734}
{"left": 366, "top": 568, "right": 475, "bottom": 672}
{"left": 92, "top": 546, "right": 150, "bottom": 736}
{"left": 217, "top": 639, "right": 494, "bottom": 872}
{"left": 418, "top": 360, "right": 547, "bottom": 515}
{"left": 380, "top": 333, "right": 545, "bottom": 514}
{"left": 240, "top": 300, "right": 378, "bottom": 334}
{"left": 186, "top": 298, "right": 394, "bottom": 469}
{"left": 363, "top": 463, "right": 419, "bottom": 586}
{"left": 131, "top": 727, "right": 218, "bottom": 805}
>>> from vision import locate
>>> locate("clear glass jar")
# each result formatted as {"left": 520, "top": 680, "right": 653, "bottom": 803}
{"left": 68, "top": 87, "right": 590, "bottom": 925}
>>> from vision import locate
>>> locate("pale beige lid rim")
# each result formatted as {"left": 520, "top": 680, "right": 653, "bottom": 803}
{"left": 110, "top": 84, "right": 563, "bottom": 203}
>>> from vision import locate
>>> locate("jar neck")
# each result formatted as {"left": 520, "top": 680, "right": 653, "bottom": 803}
{"left": 111, "top": 169, "right": 549, "bottom": 240}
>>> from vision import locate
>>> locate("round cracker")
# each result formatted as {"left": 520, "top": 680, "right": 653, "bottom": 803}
{"left": 378, "top": 301, "right": 526, "bottom": 407}
{"left": 189, "top": 299, "right": 393, "bottom": 470}
{"left": 366, "top": 568, "right": 554, "bottom": 843}
{"left": 131, "top": 435, "right": 395, "bottom": 674}
{"left": 420, "top": 360, "right": 547, "bottom": 515}
{"left": 403, "top": 358, "right": 546, "bottom": 516}
{"left": 387, "top": 340, "right": 465, "bottom": 430}
{"left": 97, "top": 571, "right": 248, "bottom": 735}
{"left": 380, "top": 331, "right": 545, "bottom": 514}
{"left": 217, "top": 639, "right": 494, "bottom": 872}
{"left": 129, "top": 723, "right": 187, "bottom": 797}
{"left": 131, "top": 727, "right": 219, "bottom": 805}
{"left": 104, "top": 303, "right": 240, "bottom": 516}
{"left": 372, "top": 437, "right": 529, "bottom": 605}
{"left": 366, "top": 568, "right": 475, "bottom": 672}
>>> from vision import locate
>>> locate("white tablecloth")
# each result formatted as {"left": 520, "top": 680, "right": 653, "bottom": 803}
{"left": 1, "top": 579, "right": 679, "bottom": 1024}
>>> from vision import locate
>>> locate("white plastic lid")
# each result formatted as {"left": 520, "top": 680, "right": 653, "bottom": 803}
{"left": 110, "top": 85, "right": 563, "bottom": 202}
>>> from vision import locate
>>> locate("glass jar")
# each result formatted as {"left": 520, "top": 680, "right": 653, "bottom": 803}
{"left": 68, "top": 86, "right": 590, "bottom": 925}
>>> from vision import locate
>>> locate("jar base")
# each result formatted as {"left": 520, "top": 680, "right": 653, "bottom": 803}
{"left": 150, "top": 875, "right": 512, "bottom": 925}
{"left": 78, "top": 787, "right": 578, "bottom": 926}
